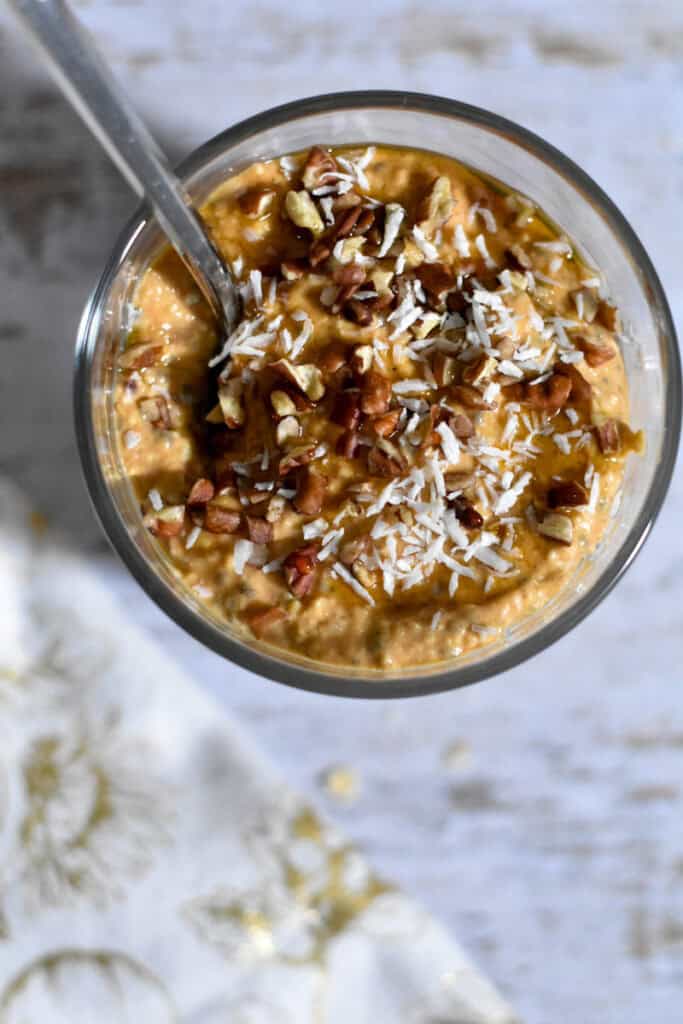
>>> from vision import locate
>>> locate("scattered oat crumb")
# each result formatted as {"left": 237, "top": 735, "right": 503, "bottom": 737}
{"left": 320, "top": 764, "right": 360, "bottom": 803}
{"left": 441, "top": 739, "right": 472, "bottom": 770}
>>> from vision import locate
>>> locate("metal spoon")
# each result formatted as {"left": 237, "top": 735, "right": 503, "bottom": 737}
{"left": 9, "top": 0, "right": 240, "bottom": 336}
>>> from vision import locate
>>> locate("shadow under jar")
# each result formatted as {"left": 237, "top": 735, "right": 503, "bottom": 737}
{"left": 74, "top": 91, "right": 680, "bottom": 699}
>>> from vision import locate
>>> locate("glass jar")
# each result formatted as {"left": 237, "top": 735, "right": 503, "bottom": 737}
{"left": 74, "top": 91, "right": 681, "bottom": 698}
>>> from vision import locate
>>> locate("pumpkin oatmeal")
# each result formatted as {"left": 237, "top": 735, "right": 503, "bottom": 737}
{"left": 114, "top": 144, "right": 642, "bottom": 671}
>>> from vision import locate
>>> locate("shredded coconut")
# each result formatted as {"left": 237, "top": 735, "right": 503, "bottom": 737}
{"left": 233, "top": 539, "right": 254, "bottom": 575}
{"left": 148, "top": 488, "right": 163, "bottom": 511}
{"left": 185, "top": 526, "right": 201, "bottom": 550}
{"left": 454, "top": 223, "right": 470, "bottom": 258}
{"left": 332, "top": 562, "right": 375, "bottom": 606}
{"left": 475, "top": 233, "right": 495, "bottom": 268}
{"left": 412, "top": 225, "right": 439, "bottom": 261}
{"left": 378, "top": 203, "right": 405, "bottom": 258}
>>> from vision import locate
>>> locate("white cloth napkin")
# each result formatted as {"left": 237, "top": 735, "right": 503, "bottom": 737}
{"left": 0, "top": 480, "right": 517, "bottom": 1023}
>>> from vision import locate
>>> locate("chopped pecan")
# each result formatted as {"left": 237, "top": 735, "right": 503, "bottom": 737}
{"left": 450, "top": 495, "right": 484, "bottom": 530}
{"left": 347, "top": 481, "right": 374, "bottom": 498}
{"left": 366, "top": 291, "right": 395, "bottom": 313}
{"left": 187, "top": 478, "right": 215, "bottom": 507}
{"left": 370, "top": 409, "right": 401, "bottom": 437}
{"left": 333, "top": 263, "right": 366, "bottom": 287}
{"left": 576, "top": 336, "right": 615, "bottom": 368}
{"left": 205, "top": 403, "right": 224, "bottom": 424}
{"left": 318, "top": 342, "right": 348, "bottom": 375}
{"left": 293, "top": 466, "right": 327, "bottom": 516}
{"left": 370, "top": 267, "right": 394, "bottom": 296}
{"left": 596, "top": 300, "right": 620, "bottom": 332}
{"left": 335, "top": 238, "right": 366, "bottom": 267}
{"left": 391, "top": 272, "right": 412, "bottom": 305}
{"left": 265, "top": 494, "right": 286, "bottom": 523}
{"left": 336, "top": 430, "right": 360, "bottom": 457}
{"left": 332, "top": 191, "right": 362, "bottom": 213}
{"left": 331, "top": 390, "right": 362, "bottom": 430}
{"left": 413, "top": 312, "right": 441, "bottom": 340}
{"left": 524, "top": 373, "right": 572, "bottom": 412}
{"left": 367, "top": 442, "right": 404, "bottom": 478}
{"left": 246, "top": 515, "right": 273, "bottom": 544}
{"left": 462, "top": 354, "right": 497, "bottom": 386}
{"left": 366, "top": 222, "right": 383, "bottom": 248}
{"left": 244, "top": 605, "right": 287, "bottom": 638}
{"left": 339, "top": 535, "right": 369, "bottom": 566}
{"left": 548, "top": 481, "right": 588, "bottom": 509}
{"left": 283, "top": 542, "right": 319, "bottom": 598}
{"left": 554, "top": 363, "right": 592, "bottom": 410}
{"left": 444, "top": 471, "right": 474, "bottom": 492}
{"left": 450, "top": 384, "right": 495, "bottom": 410}
{"left": 283, "top": 386, "right": 315, "bottom": 412}
{"left": 213, "top": 457, "right": 236, "bottom": 492}
{"left": 218, "top": 378, "right": 246, "bottom": 428}
{"left": 309, "top": 237, "right": 333, "bottom": 267}
{"left": 149, "top": 505, "right": 186, "bottom": 538}
{"left": 238, "top": 479, "right": 270, "bottom": 506}
{"left": 289, "top": 570, "right": 316, "bottom": 599}
{"left": 285, "top": 190, "right": 324, "bottom": 236}
{"left": 350, "top": 345, "right": 374, "bottom": 375}
{"left": 415, "top": 262, "right": 455, "bottom": 304}
{"left": 422, "top": 404, "right": 444, "bottom": 448}
{"left": 360, "top": 370, "right": 392, "bottom": 415}
{"left": 138, "top": 396, "right": 171, "bottom": 430}
{"left": 333, "top": 205, "right": 363, "bottom": 240}
{"left": 344, "top": 298, "right": 373, "bottom": 326}
{"left": 538, "top": 512, "right": 573, "bottom": 544}
{"left": 302, "top": 145, "right": 338, "bottom": 189}
{"left": 352, "top": 561, "right": 375, "bottom": 589}
{"left": 238, "top": 187, "right": 275, "bottom": 217}
{"left": 327, "top": 362, "right": 356, "bottom": 389}
{"left": 276, "top": 415, "right": 301, "bottom": 445}
{"left": 331, "top": 282, "right": 363, "bottom": 312}
{"left": 417, "top": 176, "right": 454, "bottom": 235}
{"left": 352, "top": 209, "right": 375, "bottom": 235}
{"left": 204, "top": 505, "right": 241, "bottom": 534}
{"left": 450, "top": 412, "right": 475, "bottom": 439}
{"left": 495, "top": 336, "right": 517, "bottom": 360}
{"left": 433, "top": 351, "right": 457, "bottom": 387}
{"left": 245, "top": 497, "right": 271, "bottom": 519}
{"left": 501, "top": 381, "right": 525, "bottom": 402}
{"left": 280, "top": 258, "right": 307, "bottom": 280}
{"left": 594, "top": 419, "right": 620, "bottom": 454}
{"left": 119, "top": 343, "right": 163, "bottom": 370}
{"left": 446, "top": 290, "right": 468, "bottom": 315}
{"left": 278, "top": 444, "right": 317, "bottom": 475}
{"left": 270, "top": 359, "right": 325, "bottom": 401}
{"left": 270, "top": 389, "right": 298, "bottom": 417}
{"left": 505, "top": 244, "right": 532, "bottom": 271}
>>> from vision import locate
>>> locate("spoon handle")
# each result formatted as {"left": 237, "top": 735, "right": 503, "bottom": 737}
{"left": 9, "top": 0, "right": 239, "bottom": 334}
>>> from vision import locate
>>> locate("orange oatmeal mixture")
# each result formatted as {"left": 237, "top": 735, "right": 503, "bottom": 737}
{"left": 114, "top": 144, "right": 641, "bottom": 670}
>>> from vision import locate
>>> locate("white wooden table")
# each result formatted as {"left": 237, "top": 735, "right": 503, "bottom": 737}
{"left": 1, "top": 2, "right": 682, "bottom": 1020}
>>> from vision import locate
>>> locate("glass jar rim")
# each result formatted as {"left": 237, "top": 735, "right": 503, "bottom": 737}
{"left": 74, "top": 89, "right": 681, "bottom": 699}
